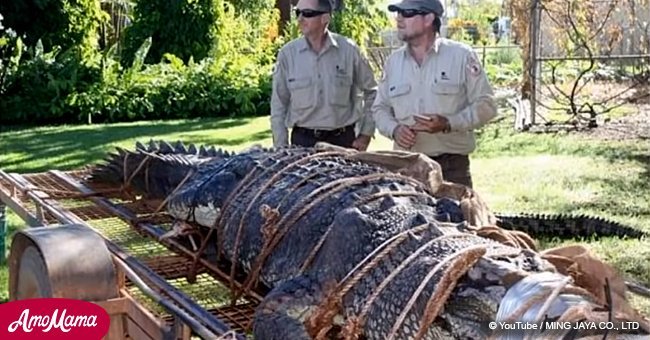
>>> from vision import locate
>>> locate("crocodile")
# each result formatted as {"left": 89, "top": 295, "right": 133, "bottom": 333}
{"left": 494, "top": 212, "right": 649, "bottom": 239}
{"left": 88, "top": 140, "right": 650, "bottom": 339}
{"left": 100, "top": 140, "right": 649, "bottom": 241}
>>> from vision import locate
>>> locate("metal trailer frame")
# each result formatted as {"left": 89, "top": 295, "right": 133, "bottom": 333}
{"left": 0, "top": 167, "right": 263, "bottom": 340}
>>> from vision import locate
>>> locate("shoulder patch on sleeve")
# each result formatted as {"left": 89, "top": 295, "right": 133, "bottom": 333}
{"left": 466, "top": 53, "right": 482, "bottom": 77}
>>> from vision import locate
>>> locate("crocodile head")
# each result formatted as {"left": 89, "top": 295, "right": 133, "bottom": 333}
{"left": 444, "top": 268, "right": 650, "bottom": 339}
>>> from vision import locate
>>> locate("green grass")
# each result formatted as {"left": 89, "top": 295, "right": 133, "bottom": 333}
{"left": 1, "top": 208, "right": 29, "bottom": 302}
{"left": 1, "top": 114, "right": 649, "bottom": 315}
{"left": 0, "top": 260, "right": 7, "bottom": 303}
{"left": 0, "top": 117, "right": 274, "bottom": 173}
{"left": 470, "top": 117, "right": 650, "bottom": 313}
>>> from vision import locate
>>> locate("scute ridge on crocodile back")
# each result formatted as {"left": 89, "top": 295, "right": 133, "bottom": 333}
{"left": 87, "top": 140, "right": 234, "bottom": 199}
{"left": 135, "top": 139, "right": 234, "bottom": 158}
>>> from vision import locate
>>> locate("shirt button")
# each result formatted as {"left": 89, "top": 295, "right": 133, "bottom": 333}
{"left": 318, "top": 74, "right": 321, "bottom": 78}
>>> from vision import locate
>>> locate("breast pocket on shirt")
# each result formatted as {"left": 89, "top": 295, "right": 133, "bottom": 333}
{"left": 432, "top": 83, "right": 463, "bottom": 114}
{"left": 388, "top": 83, "right": 412, "bottom": 119}
{"left": 288, "top": 77, "right": 314, "bottom": 110}
{"left": 329, "top": 74, "right": 353, "bottom": 107}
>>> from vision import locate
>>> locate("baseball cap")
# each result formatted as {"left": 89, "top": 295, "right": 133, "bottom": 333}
{"left": 388, "top": 0, "right": 444, "bottom": 17}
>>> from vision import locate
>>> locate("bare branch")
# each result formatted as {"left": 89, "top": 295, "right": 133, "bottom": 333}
{"left": 564, "top": 0, "right": 596, "bottom": 118}
{"left": 587, "top": 0, "right": 618, "bottom": 42}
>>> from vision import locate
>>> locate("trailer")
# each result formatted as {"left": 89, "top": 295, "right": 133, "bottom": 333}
{"left": 0, "top": 167, "right": 262, "bottom": 339}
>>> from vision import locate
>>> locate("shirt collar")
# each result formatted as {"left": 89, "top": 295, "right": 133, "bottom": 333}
{"left": 402, "top": 36, "right": 442, "bottom": 62}
{"left": 431, "top": 37, "right": 442, "bottom": 54}
{"left": 298, "top": 30, "right": 339, "bottom": 53}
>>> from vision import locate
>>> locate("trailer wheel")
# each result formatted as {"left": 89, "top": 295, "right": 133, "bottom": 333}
{"left": 9, "top": 224, "right": 119, "bottom": 301}
{"left": 13, "top": 245, "right": 52, "bottom": 298}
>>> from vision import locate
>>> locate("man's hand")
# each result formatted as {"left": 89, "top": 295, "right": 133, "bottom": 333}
{"left": 352, "top": 134, "right": 372, "bottom": 151}
{"left": 392, "top": 124, "right": 417, "bottom": 149}
{"left": 412, "top": 114, "right": 450, "bottom": 134}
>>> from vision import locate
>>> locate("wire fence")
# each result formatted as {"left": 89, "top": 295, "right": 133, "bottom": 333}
{"left": 525, "top": 0, "right": 650, "bottom": 128}
{"left": 366, "top": 41, "right": 522, "bottom": 75}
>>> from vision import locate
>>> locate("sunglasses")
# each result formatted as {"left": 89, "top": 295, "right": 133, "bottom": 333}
{"left": 397, "top": 9, "right": 431, "bottom": 18}
{"left": 294, "top": 8, "right": 328, "bottom": 18}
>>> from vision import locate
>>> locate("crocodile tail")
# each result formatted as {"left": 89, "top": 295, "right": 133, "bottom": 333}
{"left": 88, "top": 140, "right": 232, "bottom": 199}
{"left": 494, "top": 212, "right": 649, "bottom": 239}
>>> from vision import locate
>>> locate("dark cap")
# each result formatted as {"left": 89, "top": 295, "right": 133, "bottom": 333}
{"left": 388, "top": 0, "right": 444, "bottom": 17}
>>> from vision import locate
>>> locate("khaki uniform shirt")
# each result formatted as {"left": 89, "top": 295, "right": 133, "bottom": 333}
{"left": 270, "top": 31, "right": 378, "bottom": 147}
{"left": 372, "top": 38, "right": 497, "bottom": 156}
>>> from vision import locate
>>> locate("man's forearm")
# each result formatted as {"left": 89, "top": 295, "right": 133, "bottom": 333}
{"left": 446, "top": 96, "right": 497, "bottom": 132}
{"left": 359, "top": 91, "right": 377, "bottom": 136}
{"left": 270, "top": 110, "right": 289, "bottom": 147}
{"left": 373, "top": 109, "right": 400, "bottom": 140}
{"left": 358, "top": 113, "right": 376, "bottom": 136}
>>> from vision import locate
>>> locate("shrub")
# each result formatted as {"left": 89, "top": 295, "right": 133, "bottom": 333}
{"left": 0, "top": 0, "right": 105, "bottom": 55}
{"left": 329, "top": 0, "right": 391, "bottom": 50}
{"left": 280, "top": 0, "right": 391, "bottom": 52}
{"left": 119, "top": 0, "right": 221, "bottom": 67}
{"left": 1, "top": 1, "right": 280, "bottom": 126}
{"left": 0, "top": 43, "right": 101, "bottom": 125}
{"left": 0, "top": 13, "right": 24, "bottom": 95}
{"left": 69, "top": 51, "right": 273, "bottom": 123}
{"left": 0, "top": 0, "right": 395, "bottom": 126}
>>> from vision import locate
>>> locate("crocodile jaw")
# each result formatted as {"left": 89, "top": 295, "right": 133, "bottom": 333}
{"left": 168, "top": 201, "right": 221, "bottom": 228}
{"left": 494, "top": 272, "right": 594, "bottom": 339}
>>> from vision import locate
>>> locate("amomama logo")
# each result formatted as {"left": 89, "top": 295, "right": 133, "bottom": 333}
{"left": 0, "top": 298, "right": 110, "bottom": 339}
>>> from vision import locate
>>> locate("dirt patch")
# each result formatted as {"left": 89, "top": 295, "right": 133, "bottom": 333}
{"left": 578, "top": 105, "right": 650, "bottom": 141}
{"left": 517, "top": 82, "right": 650, "bottom": 141}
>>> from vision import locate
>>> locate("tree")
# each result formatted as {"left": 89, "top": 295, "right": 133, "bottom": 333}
{"left": 119, "top": 0, "right": 221, "bottom": 66}
{"left": 506, "top": 0, "right": 533, "bottom": 98}
{"left": 0, "top": 0, "right": 105, "bottom": 54}
{"left": 275, "top": 0, "right": 294, "bottom": 34}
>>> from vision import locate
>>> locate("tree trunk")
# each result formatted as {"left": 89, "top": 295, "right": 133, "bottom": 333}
{"left": 276, "top": 0, "right": 294, "bottom": 34}
{"left": 506, "top": 0, "right": 533, "bottom": 99}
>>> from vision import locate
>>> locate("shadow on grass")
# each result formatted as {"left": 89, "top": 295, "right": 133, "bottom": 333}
{"left": 507, "top": 153, "right": 650, "bottom": 229}
{"left": 572, "top": 154, "right": 650, "bottom": 225}
{"left": 476, "top": 115, "right": 650, "bottom": 165}
{"left": 0, "top": 117, "right": 268, "bottom": 173}
{"left": 185, "top": 130, "right": 272, "bottom": 148}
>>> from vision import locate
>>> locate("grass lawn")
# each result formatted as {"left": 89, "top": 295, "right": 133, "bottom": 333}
{"left": 1, "top": 113, "right": 649, "bottom": 316}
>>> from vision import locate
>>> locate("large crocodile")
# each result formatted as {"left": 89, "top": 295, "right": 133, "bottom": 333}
{"left": 494, "top": 212, "right": 649, "bottom": 239}
{"left": 89, "top": 140, "right": 650, "bottom": 339}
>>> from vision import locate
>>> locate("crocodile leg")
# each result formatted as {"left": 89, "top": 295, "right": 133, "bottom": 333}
{"left": 252, "top": 275, "right": 332, "bottom": 340}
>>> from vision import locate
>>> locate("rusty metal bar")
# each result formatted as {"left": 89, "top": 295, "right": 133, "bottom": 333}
{"left": 49, "top": 170, "right": 248, "bottom": 338}
{"left": 2, "top": 169, "right": 239, "bottom": 339}
{"left": 1, "top": 168, "right": 259, "bottom": 336}
{"left": 111, "top": 255, "right": 215, "bottom": 340}
{"left": 0, "top": 170, "right": 50, "bottom": 226}
{"left": 137, "top": 222, "right": 264, "bottom": 302}
{"left": 50, "top": 170, "right": 264, "bottom": 303}
{"left": 0, "top": 201, "right": 6, "bottom": 264}
{"left": 4, "top": 171, "right": 79, "bottom": 225}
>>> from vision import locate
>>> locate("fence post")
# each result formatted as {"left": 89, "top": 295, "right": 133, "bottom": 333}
{"left": 482, "top": 44, "right": 486, "bottom": 66}
{"left": 0, "top": 202, "right": 6, "bottom": 264}
{"left": 528, "top": 0, "right": 542, "bottom": 126}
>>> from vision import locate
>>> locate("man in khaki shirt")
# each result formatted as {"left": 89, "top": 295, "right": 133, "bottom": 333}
{"left": 372, "top": 0, "right": 498, "bottom": 188}
{"left": 270, "top": 0, "right": 378, "bottom": 151}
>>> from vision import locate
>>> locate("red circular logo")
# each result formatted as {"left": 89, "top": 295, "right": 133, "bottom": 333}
{"left": 0, "top": 298, "right": 111, "bottom": 339}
